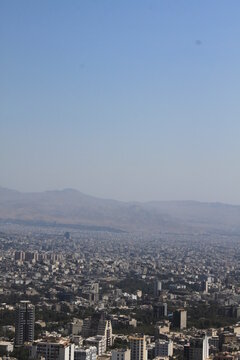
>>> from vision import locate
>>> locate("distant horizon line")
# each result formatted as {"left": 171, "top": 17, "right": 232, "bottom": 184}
{"left": 0, "top": 185, "right": 239, "bottom": 207}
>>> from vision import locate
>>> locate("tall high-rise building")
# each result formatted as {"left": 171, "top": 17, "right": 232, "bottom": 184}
{"left": 97, "top": 318, "right": 112, "bottom": 348}
{"left": 129, "top": 334, "right": 147, "bottom": 360}
{"left": 153, "top": 303, "right": 167, "bottom": 320}
{"left": 184, "top": 335, "right": 209, "bottom": 360}
{"left": 172, "top": 309, "right": 187, "bottom": 330}
{"left": 155, "top": 339, "right": 173, "bottom": 357}
{"left": 25, "top": 251, "right": 38, "bottom": 262}
{"left": 82, "top": 318, "right": 92, "bottom": 338}
{"left": 154, "top": 280, "right": 162, "bottom": 297}
{"left": 81, "top": 312, "right": 112, "bottom": 349}
{"left": 201, "top": 280, "right": 209, "bottom": 293}
{"left": 14, "top": 251, "right": 25, "bottom": 262}
{"left": 15, "top": 300, "right": 35, "bottom": 346}
{"left": 89, "top": 283, "right": 99, "bottom": 304}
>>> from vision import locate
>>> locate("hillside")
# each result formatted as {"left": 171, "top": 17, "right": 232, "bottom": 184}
{"left": 0, "top": 187, "right": 240, "bottom": 233}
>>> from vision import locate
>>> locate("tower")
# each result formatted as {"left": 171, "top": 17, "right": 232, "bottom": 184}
{"left": 173, "top": 309, "right": 187, "bottom": 330}
{"left": 15, "top": 300, "right": 35, "bottom": 346}
{"left": 154, "top": 280, "right": 162, "bottom": 297}
{"left": 97, "top": 315, "right": 112, "bottom": 348}
{"left": 153, "top": 303, "right": 167, "bottom": 320}
{"left": 184, "top": 335, "right": 209, "bottom": 360}
{"left": 129, "top": 334, "right": 147, "bottom": 360}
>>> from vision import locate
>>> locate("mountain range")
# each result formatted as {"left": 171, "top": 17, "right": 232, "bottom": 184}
{"left": 0, "top": 186, "right": 240, "bottom": 234}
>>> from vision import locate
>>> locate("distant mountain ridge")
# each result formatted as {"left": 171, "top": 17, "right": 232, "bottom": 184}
{"left": 0, "top": 186, "right": 240, "bottom": 233}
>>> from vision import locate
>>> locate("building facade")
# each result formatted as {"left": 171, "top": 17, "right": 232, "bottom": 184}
{"left": 155, "top": 339, "right": 173, "bottom": 357}
{"left": 111, "top": 348, "right": 131, "bottom": 360}
{"left": 74, "top": 346, "right": 97, "bottom": 360}
{"left": 172, "top": 309, "right": 187, "bottom": 330}
{"left": 85, "top": 335, "right": 106, "bottom": 356}
{"left": 30, "top": 337, "right": 74, "bottom": 360}
{"left": 129, "top": 335, "right": 147, "bottom": 360}
{"left": 15, "top": 300, "right": 35, "bottom": 346}
{"left": 184, "top": 335, "right": 209, "bottom": 360}
{"left": 97, "top": 319, "right": 113, "bottom": 348}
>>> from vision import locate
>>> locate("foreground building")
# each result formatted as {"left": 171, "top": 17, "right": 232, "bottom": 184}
{"left": 155, "top": 339, "right": 173, "bottom": 357}
{"left": 15, "top": 300, "right": 35, "bottom": 346}
{"left": 85, "top": 335, "right": 106, "bottom": 355}
{"left": 184, "top": 335, "right": 209, "bottom": 360}
{"left": 98, "top": 318, "right": 113, "bottom": 348}
{"left": 30, "top": 337, "right": 74, "bottom": 360}
{"left": 74, "top": 346, "right": 97, "bottom": 360}
{"left": 112, "top": 349, "right": 131, "bottom": 360}
{"left": 129, "top": 334, "right": 147, "bottom": 360}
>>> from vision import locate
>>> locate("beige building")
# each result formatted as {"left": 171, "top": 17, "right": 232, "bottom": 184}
{"left": 173, "top": 309, "right": 187, "bottom": 330}
{"left": 129, "top": 334, "right": 147, "bottom": 360}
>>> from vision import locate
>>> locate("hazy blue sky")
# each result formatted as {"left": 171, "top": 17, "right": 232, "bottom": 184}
{"left": 1, "top": 1, "right": 240, "bottom": 203}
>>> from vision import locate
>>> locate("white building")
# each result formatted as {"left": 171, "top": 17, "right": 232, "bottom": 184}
{"left": 155, "top": 339, "right": 173, "bottom": 357}
{"left": 111, "top": 348, "right": 131, "bottom": 360}
{"left": 30, "top": 337, "right": 74, "bottom": 360}
{"left": 85, "top": 335, "right": 106, "bottom": 355}
{"left": 0, "top": 341, "right": 14, "bottom": 354}
{"left": 74, "top": 346, "right": 97, "bottom": 360}
{"left": 97, "top": 319, "right": 113, "bottom": 348}
{"left": 202, "top": 335, "right": 209, "bottom": 360}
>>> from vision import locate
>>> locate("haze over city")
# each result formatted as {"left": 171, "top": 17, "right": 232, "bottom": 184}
{"left": 1, "top": 1, "right": 240, "bottom": 203}
{"left": 2, "top": 2, "right": 240, "bottom": 360}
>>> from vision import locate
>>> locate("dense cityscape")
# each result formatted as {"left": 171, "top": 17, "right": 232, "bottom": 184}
{"left": 2, "top": 0, "right": 240, "bottom": 359}
{"left": 0, "top": 223, "right": 240, "bottom": 359}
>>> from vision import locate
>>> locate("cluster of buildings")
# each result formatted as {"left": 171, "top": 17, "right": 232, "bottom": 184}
{"left": 0, "top": 224, "right": 240, "bottom": 358}
{"left": 9, "top": 300, "right": 240, "bottom": 360}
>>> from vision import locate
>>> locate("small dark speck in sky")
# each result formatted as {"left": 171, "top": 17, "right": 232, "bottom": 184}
{"left": 195, "top": 40, "right": 202, "bottom": 46}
